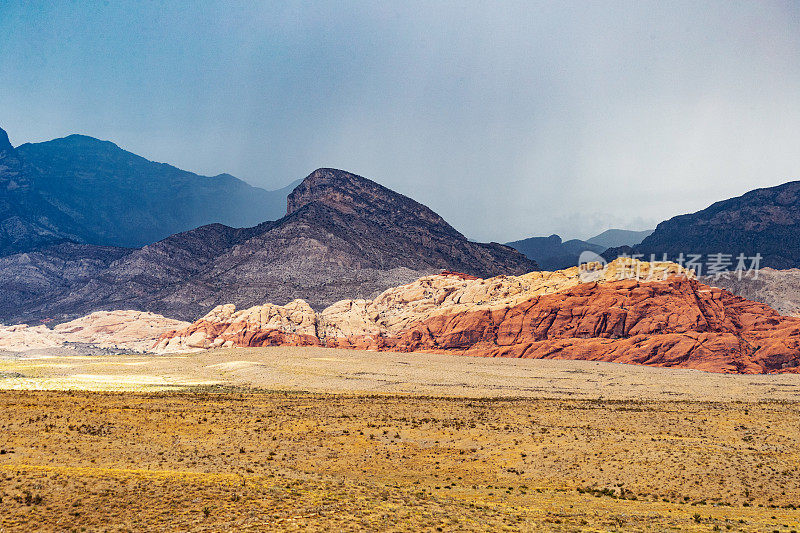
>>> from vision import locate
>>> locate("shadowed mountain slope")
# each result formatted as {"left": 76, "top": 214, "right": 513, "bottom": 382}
{"left": 605, "top": 180, "right": 800, "bottom": 269}
{"left": 0, "top": 168, "right": 537, "bottom": 323}
{"left": 0, "top": 129, "right": 85, "bottom": 255}
{"left": 0, "top": 126, "right": 294, "bottom": 254}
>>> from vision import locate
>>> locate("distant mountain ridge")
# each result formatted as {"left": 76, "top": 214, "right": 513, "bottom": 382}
{"left": 506, "top": 234, "right": 604, "bottom": 270}
{"left": 506, "top": 229, "right": 653, "bottom": 271}
{"left": 586, "top": 228, "right": 653, "bottom": 249}
{"left": 0, "top": 168, "right": 537, "bottom": 324}
{"left": 605, "top": 180, "right": 800, "bottom": 269}
{"left": 0, "top": 126, "right": 294, "bottom": 254}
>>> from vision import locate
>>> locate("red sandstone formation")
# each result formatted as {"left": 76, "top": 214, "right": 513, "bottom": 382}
{"left": 156, "top": 260, "right": 800, "bottom": 374}
{"left": 330, "top": 277, "right": 800, "bottom": 374}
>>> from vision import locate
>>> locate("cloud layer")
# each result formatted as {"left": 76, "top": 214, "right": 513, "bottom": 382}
{"left": 2, "top": 1, "right": 799, "bottom": 241}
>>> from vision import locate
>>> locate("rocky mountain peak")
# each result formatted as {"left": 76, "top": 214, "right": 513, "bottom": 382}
{"left": 286, "top": 168, "right": 456, "bottom": 233}
{"left": 42, "top": 134, "right": 120, "bottom": 150}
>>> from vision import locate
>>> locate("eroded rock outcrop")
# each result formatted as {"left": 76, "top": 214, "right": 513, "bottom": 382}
{"left": 0, "top": 310, "right": 189, "bottom": 354}
{"left": 154, "top": 300, "right": 318, "bottom": 352}
{"left": 318, "top": 259, "right": 692, "bottom": 339}
{"left": 53, "top": 310, "right": 191, "bottom": 352}
{"left": 351, "top": 277, "right": 800, "bottom": 374}
{"left": 157, "top": 260, "right": 657, "bottom": 353}
{"left": 156, "top": 258, "right": 800, "bottom": 373}
{"left": 0, "top": 324, "right": 63, "bottom": 352}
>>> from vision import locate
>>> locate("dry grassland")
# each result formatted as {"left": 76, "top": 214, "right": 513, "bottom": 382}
{"left": 1, "top": 388, "right": 800, "bottom": 531}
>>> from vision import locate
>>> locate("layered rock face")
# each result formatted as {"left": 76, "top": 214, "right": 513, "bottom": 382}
{"left": 155, "top": 259, "right": 800, "bottom": 374}
{"left": 0, "top": 310, "right": 189, "bottom": 354}
{"left": 155, "top": 258, "right": 679, "bottom": 353}
{"left": 0, "top": 243, "right": 133, "bottom": 324}
{"left": 371, "top": 277, "right": 800, "bottom": 374}
{"left": 318, "top": 259, "right": 691, "bottom": 339}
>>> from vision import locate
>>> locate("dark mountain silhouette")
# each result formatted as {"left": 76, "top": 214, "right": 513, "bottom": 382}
{"left": 586, "top": 228, "right": 653, "bottom": 249}
{"left": 0, "top": 168, "right": 537, "bottom": 324}
{"left": 506, "top": 234, "right": 604, "bottom": 270}
{"left": 0, "top": 129, "right": 86, "bottom": 255}
{"left": 604, "top": 180, "right": 800, "bottom": 269}
{"left": 0, "top": 126, "right": 294, "bottom": 255}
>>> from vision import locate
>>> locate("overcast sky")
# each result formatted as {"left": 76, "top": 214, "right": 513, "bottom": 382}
{"left": 2, "top": 1, "right": 800, "bottom": 241}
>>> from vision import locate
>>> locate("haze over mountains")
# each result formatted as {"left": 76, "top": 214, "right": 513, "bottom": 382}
{"left": 514, "top": 180, "right": 800, "bottom": 274}
{"left": 505, "top": 235, "right": 605, "bottom": 271}
{"left": 4, "top": 123, "right": 800, "bottom": 348}
{"left": 506, "top": 229, "right": 652, "bottom": 271}
{"left": 586, "top": 229, "right": 654, "bottom": 249}
{"left": 0, "top": 166, "right": 535, "bottom": 324}
{"left": 0, "top": 126, "right": 293, "bottom": 254}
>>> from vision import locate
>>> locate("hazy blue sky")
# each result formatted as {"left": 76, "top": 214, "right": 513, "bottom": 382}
{"left": 2, "top": 1, "right": 800, "bottom": 241}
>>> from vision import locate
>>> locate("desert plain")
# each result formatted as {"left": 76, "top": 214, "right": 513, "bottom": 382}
{"left": 1, "top": 347, "right": 800, "bottom": 532}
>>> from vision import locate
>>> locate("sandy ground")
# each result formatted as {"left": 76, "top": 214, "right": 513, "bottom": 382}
{"left": 1, "top": 346, "right": 800, "bottom": 401}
